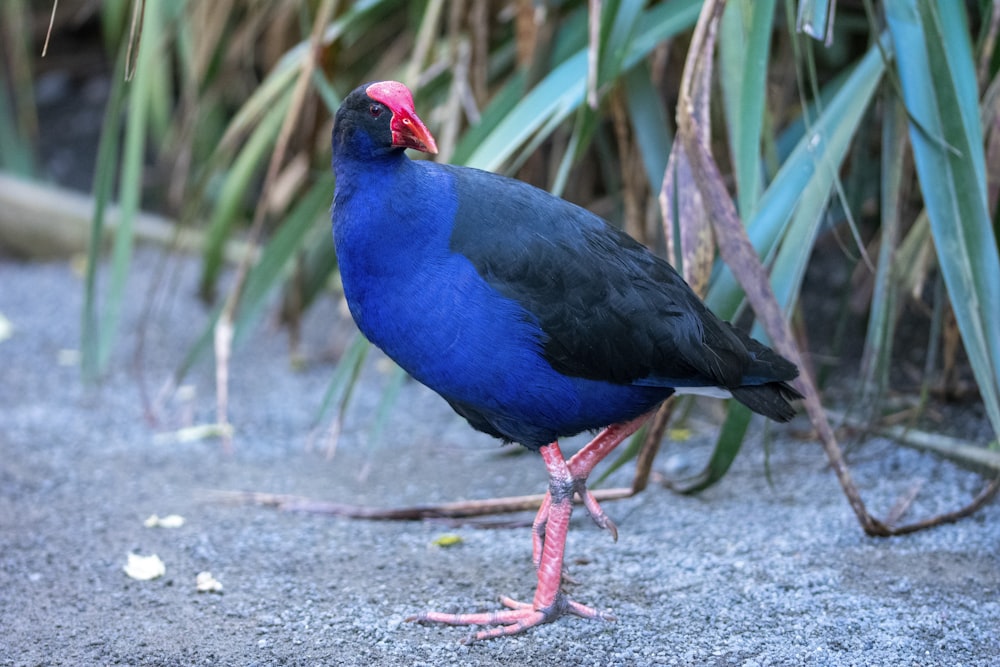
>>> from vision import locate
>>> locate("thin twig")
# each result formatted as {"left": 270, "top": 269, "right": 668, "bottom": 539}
{"left": 978, "top": 0, "right": 1000, "bottom": 87}
{"left": 884, "top": 479, "right": 924, "bottom": 526}
{"left": 41, "top": 0, "right": 58, "bottom": 57}
{"left": 124, "top": 0, "right": 146, "bottom": 81}
{"left": 212, "top": 487, "right": 634, "bottom": 522}
{"left": 880, "top": 478, "right": 1000, "bottom": 536}
{"left": 587, "top": 0, "right": 601, "bottom": 109}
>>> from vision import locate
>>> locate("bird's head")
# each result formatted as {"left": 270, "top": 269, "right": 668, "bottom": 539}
{"left": 333, "top": 81, "right": 438, "bottom": 159}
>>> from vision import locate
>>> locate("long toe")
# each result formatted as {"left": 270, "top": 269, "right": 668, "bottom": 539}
{"left": 406, "top": 593, "right": 613, "bottom": 643}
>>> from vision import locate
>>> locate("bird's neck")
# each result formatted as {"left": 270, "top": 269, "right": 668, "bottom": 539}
{"left": 332, "top": 147, "right": 407, "bottom": 192}
{"left": 332, "top": 153, "right": 453, "bottom": 276}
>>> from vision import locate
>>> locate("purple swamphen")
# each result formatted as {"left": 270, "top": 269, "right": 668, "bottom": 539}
{"left": 331, "top": 81, "right": 801, "bottom": 641}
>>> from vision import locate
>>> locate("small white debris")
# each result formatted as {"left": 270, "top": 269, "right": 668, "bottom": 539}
{"left": 143, "top": 514, "right": 185, "bottom": 528}
{"left": 176, "top": 384, "right": 197, "bottom": 401}
{"left": 123, "top": 553, "right": 165, "bottom": 580}
{"left": 196, "top": 571, "right": 224, "bottom": 593}
{"left": 57, "top": 349, "right": 79, "bottom": 366}
{"left": 0, "top": 313, "right": 12, "bottom": 342}
{"left": 153, "top": 422, "right": 234, "bottom": 444}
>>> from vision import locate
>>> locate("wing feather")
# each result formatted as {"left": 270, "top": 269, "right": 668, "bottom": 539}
{"left": 445, "top": 165, "right": 775, "bottom": 390}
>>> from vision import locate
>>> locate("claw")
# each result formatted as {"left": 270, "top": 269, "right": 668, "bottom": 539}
{"left": 579, "top": 486, "right": 619, "bottom": 542}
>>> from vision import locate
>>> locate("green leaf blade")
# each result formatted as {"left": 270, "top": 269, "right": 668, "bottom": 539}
{"left": 886, "top": 0, "right": 1000, "bottom": 437}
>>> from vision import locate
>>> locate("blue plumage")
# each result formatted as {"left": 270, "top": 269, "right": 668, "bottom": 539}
{"left": 333, "top": 154, "right": 670, "bottom": 448}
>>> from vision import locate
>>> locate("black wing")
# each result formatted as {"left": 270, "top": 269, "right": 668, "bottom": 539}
{"left": 445, "top": 164, "right": 795, "bottom": 392}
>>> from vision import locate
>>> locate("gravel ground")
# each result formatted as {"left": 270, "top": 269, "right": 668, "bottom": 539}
{"left": 1, "top": 251, "right": 998, "bottom": 666}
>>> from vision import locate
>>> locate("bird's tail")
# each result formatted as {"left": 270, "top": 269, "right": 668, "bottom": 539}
{"left": 731, "top": 382, "right": 802, "bottom": 422}
{"left": 728, "top": 325, "right": 804, "bottom": 422}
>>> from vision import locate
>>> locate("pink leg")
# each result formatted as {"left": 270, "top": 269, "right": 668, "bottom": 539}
{"left": 407, "top": 412, "right": 655, "bottom": 642}
{"left": 534, "top": 412, "right": 654, "bottom": 554}
{"left": 565, "top": 412, "right": 653, "bottom": 535}
{"left": 407, "top": 442, "right": 611, "bottom": 641}
{"left": 566, "top": 411, "right": 654, "bottom": 477}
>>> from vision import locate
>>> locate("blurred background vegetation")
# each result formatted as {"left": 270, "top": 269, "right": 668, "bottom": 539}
{"left": 1, "top": 0, "right": 998, "bottom": 491}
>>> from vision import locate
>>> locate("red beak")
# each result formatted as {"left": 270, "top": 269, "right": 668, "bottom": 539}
{"left": 390, "top": 109, "right": 438, "bottom": 155}
{"left": 365, "top": 81, "right": 439, "bottom": 155}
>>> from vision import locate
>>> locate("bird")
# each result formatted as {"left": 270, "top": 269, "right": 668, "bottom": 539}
{"left": 331, "top": 80, "right": 802, "bottom": 642}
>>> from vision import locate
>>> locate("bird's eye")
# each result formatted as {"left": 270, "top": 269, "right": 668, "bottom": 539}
{"left": 369, "top": 104, "right": 383, "bottom": 118}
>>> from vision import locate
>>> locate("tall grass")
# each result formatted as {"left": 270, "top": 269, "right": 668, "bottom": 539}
{"left": 4, "top": 1, "right": 998, "bottom": 488}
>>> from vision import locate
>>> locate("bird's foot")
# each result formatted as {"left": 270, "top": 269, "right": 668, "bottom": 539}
{"left": 406, "top": 593, "right": 613, "bottom": 643}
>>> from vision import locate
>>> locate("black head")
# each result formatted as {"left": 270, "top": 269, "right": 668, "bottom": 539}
{"left": 332, "top": 81, "right": 438, "bottom": 161}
